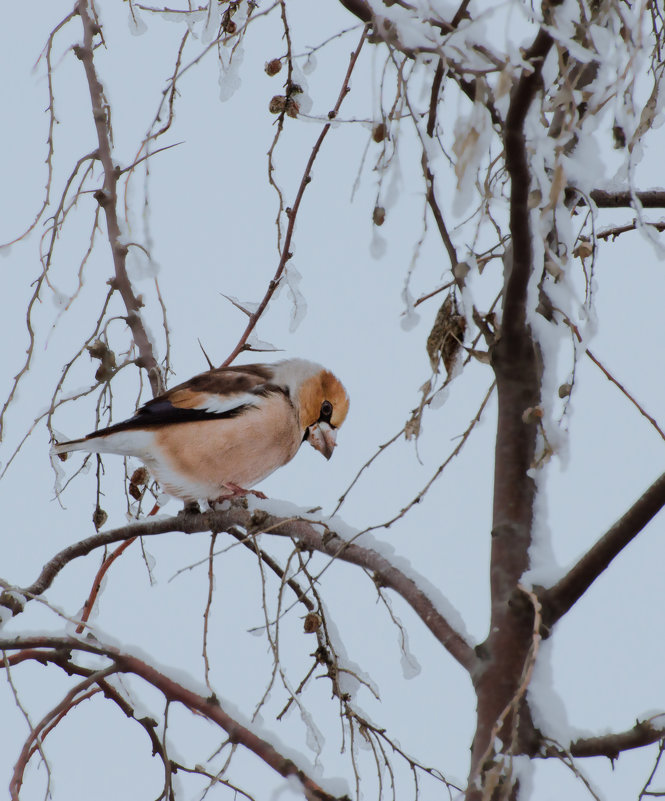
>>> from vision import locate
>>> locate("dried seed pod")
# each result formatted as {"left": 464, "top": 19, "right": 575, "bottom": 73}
{"left": 94, "top": 350, "right": 117, "bottom": 382}
{"left": 558, "top": 383, "right": 572, "bottom": 398}
{"left": 522, "top": 405, "right": 544, "bottom": 424}
{"left": 130, "top": 467, "right": 149, "bottom": 486}
{"left": 269, "top": 95, "right": 287, "bottom": 114}
{"left": 87, "top": 339, "right": 108, "bottom": 360}
{"left": 285, "top": 98, "right": 300, "bottom": 118}
{"left": 372, "top": 206, "right": 386, "bottom": 226}
{"left": 304, "top": 612, "right": 322, "bottom": 633}
{"left": 128, "top": 482, "right": 143, "bottom": 501}
{"left": 88, "top": 338, "right": 116, "bottom": 382}
{"left": 372, "top": 122, "right": 386, "bottom": 143}
{"left": 426, "top": 292, "right": 467, "bottom": 375}
{"left": 93, "top": 506, "right": 108, "bottom": 531}
{"left": 265, "top": 58, "right": 282, "bottom": 76}
{"left": 129, "top": 466, "right": 149, "bottom": 501}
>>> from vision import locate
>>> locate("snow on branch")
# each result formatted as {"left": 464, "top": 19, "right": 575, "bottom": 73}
{"left": 0, "top": 637, "right": 345, "bottom": 801}
{"left": 541, "top": 715, "right": 665, "bottom": 761}
{"left": 0, "top": 504, "right": 477, "bottom": 673}
{"left": 502, "top": 18, "right": 558, "bottom": 343}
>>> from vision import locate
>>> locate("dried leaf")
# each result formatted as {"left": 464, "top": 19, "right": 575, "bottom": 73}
{"left": 426, "top": 292, "right": 466, "bottom": 375}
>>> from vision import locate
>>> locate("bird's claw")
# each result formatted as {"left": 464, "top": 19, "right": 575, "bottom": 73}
{"left": 211, "top": 484, "right": 267, "bottom": 504}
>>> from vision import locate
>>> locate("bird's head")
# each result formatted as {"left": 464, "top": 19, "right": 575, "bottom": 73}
{"left": 296, "top": 367, "right": 349, "bottom": 460}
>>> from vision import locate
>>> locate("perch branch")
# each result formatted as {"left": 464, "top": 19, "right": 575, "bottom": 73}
{"left": 0, "top": 506, "right": 476, "bottom": 673}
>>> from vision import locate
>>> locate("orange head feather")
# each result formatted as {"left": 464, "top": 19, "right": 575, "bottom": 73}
{"left": 298, "top": 370, "right": 349, "bottom": 432}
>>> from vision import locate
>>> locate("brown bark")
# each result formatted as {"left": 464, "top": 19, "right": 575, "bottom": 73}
{"left": 466, "top": 13, "right": 560, "bottom": 798}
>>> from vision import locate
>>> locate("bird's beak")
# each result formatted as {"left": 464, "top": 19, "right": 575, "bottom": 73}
{"left": 307, "top": 422, "right": 336, "bottom": 460}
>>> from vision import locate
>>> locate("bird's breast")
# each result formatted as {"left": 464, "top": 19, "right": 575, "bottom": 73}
{"left": 151, "top": 395, "right": 301, "bottom": 499}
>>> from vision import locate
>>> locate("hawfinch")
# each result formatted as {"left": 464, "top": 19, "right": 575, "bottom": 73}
{"left": 52, "top": 359, "right": 349, "bottom": 503}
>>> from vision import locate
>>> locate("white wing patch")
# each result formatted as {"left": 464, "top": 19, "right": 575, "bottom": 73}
{"left": 191, "top": 391, "right": 264, "bottom": 415}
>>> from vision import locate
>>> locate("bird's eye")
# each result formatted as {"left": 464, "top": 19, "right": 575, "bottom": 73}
{"left": 320, "top": 400, "right": 333, "bottom": 421}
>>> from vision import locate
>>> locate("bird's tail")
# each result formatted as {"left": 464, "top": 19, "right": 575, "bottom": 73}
{"left": 51, "top": 437, "right": 96, "bottom": 456}
{"left": 51, "top": 428, "right": 153, "bottom": 458}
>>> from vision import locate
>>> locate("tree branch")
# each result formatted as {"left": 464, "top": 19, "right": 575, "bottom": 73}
{"left": 468, "top": 10, "right": 561, "bottom": 793}
{"left": 0, "top": 506, "right": 477, "bottom": 673}
{"left": 589, "top": 189, "right": 665, "bottom": 208}
{"left": 75, "top": 0, "right": 162, "bottom": 395}
{"left": 541, "top": 716, "right": 665, "bottom": 760}
{"left": 502, "top": 24, "right": 554, "bottom": 342}
{"left": 0, "top": 639, "right": 344, "bottom": 801}
{"left": 222, "top": 26, "right": 368, "bottom": 365}
{"left": 541, "top": 471, "right": 665, "bottom": 629}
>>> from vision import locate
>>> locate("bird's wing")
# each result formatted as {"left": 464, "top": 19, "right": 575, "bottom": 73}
{"left": 88, "top": 364, "right": 289, "bottom": 436}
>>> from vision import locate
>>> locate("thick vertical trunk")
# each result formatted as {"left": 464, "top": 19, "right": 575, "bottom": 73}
{"left": 467, "top": 333, "right": 542, "bottom": 799}
{"left": 465, "top": 19, "right": 555, "bottom": 792}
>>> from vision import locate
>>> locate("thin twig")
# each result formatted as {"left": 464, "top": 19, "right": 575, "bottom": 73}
{"left": 222, "top": 26, "right": 369, "bottom": 365}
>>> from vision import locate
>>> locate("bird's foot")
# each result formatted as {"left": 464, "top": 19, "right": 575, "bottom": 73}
{"left": 212, "top": 483, "right": 267, "bottom": 503}
{"left": 181, "top": 500, "right": 201, "bottom": 515}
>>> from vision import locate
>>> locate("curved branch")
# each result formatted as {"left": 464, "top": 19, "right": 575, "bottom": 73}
{"left": 0, "top": 639, "right": 342, "bottom": 801}
{"left": 1, "top": 506, "right": 476, "bottom": 673}
{"left": 75, "top": 0, "right": 162, "bottom": 395}
{"left": 541, "top": 471, "right": 665, "bottom": 629}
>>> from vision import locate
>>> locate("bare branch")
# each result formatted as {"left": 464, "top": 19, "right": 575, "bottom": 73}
{"left": 588, "top": 189, "right": 665, "bottom": 208}
{"left": 541, "top": 716, "right": 665, "bottom": 761}
{"left": 0, "top": 506, "right": 477, "bottom": 673}
{"left": 563, "top": 318, "right": 665, "bottom": 442}
{"left": 10, "top": 666, "right": 116, "bottom": 800}
{"left": 0, "top": 639, "right": 344, "bottom": 801}
{"left": 541, "top": 471, "right": 665, "bottom": 628}
{"left": 597, "top": 219, "right": 665, "bottom": 241}
{"left": 75, "top": 0, "right": 162, "bottom": 395}
{"left": 222, "top": 25, "right": 369, "bottom": 365}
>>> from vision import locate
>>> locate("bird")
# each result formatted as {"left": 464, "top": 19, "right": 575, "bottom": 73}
{"left": 52, "top": 358, "right": 349, "bottom": 504}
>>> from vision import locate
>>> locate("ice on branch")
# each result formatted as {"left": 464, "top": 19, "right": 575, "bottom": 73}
{"left": 218, "top": 46, "right": 244, "bottom": 103}
{"left": 284, "top": 265, "right": 307, "bottom": 333}
{"left": 452, "top": 101, "right": 492, "bottom": 216}
{"left": 127, "top": 6, "right": 147, "bottom": 36}
{"left": 221, "top": 293, "right": 260, "bottom": 317}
